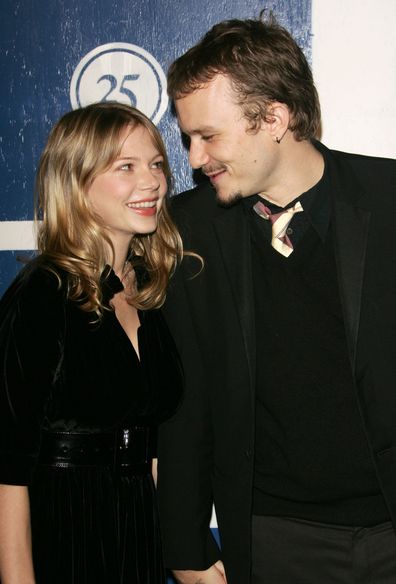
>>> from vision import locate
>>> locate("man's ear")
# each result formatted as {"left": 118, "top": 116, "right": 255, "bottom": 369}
{"left": 261, "top": 102, "right": 290, "bottom": 143}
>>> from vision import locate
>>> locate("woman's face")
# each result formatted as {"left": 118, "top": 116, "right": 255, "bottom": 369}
{"left": 87, "top": 124, "right": 167, "bottom": 249}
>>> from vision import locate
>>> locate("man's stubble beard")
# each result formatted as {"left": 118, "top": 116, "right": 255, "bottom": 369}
{"left": 215, "top": 190, "right": 243, "bottom": 209}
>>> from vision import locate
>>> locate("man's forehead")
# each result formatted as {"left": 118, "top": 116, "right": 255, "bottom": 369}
{"left": 178, "top": 74, "right": 233, "bottom": 100}
{"left": 175, "top": 78, "right": 241, "bottom": 133}
{"left": 175, "top": 95, "right": 215, "bottom": 132}
{"left": 175, "top": 102, "right": 220, "bottom": 135}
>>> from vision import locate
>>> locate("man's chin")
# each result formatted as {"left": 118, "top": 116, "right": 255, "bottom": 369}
{"left": 215, "top": 190, "right": 243, "bottom": 209}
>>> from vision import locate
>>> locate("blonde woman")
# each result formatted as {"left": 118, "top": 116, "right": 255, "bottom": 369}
{"left": 0, "top": 102, "right": 183, "bottom": 584}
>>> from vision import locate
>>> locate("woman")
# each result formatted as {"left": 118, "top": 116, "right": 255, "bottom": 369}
{"left": 0, "top": 102, "right": 183, "bottom": 583}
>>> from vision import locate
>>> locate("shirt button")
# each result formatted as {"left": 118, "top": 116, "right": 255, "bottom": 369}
{"left": 286, "top": 227, "right": 293, "bottom": 235}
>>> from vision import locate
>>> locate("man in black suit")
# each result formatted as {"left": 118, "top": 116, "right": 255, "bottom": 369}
{"left": 157, "top": 15, "right": 396, "bottom": 584}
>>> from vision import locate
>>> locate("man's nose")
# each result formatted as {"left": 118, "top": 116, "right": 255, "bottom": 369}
{"left": 188, "top": 140, "right": 210, "bottom": 169}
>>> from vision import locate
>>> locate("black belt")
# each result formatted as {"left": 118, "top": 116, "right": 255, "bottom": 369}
{"left": 38, "top": 426, "right": 156, "bottom": 476}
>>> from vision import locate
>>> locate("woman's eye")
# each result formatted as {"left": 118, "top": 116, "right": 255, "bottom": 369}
{"left": 120, "top": 163, "right": 133, "bottom": 171}
{"left": 152, "top": 160, "right": 164, "bottom": 170}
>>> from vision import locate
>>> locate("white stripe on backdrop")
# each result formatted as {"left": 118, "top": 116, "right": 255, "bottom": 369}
{"left": 0, "top": 221, "right": 36, "bottom": 251}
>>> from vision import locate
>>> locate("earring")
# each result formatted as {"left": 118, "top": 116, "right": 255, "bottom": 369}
{"left": 275, "top": 128, "right": 288, "bottom": 144}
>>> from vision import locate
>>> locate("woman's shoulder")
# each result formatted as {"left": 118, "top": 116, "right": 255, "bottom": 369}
{"left": 0, "top": 257, "right": 65, "bottom": 319}
{"left": 9, "top": 257, "right": 62, "bottom": 293}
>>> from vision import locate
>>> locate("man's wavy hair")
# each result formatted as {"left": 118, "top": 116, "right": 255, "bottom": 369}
{"left": 168, "top": 13, "right": 321, "bottom": 140}
{"left": 35, "top": 102, "right": 183, "bottom": 316}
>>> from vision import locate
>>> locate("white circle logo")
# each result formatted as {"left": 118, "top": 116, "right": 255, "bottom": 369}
{"left": 70, "top": 42, "right": 168, "bottom": 125}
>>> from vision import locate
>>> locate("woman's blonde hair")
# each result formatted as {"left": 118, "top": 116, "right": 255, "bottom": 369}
{"left": 35, "top": 101, "right": 183, "bottom": 315}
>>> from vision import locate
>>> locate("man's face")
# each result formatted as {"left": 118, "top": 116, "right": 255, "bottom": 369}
{"left": 175, "top": 74, "right": 278, "bottom": 206}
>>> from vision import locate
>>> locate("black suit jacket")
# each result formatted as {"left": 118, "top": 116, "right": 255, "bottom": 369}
{"left": 157, "top": 143, "right": 396, "bottom": 584}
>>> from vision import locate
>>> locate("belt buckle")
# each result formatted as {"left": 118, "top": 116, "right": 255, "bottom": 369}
{"left": 113, "top": 427, "right": 150, "bottom": 476}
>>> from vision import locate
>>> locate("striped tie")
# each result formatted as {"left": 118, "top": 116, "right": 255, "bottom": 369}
{"left": 253, "top": 200, "right": 303, "bottom": 257}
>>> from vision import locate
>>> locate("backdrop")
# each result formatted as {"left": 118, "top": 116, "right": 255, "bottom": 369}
{"left": 0, "top": 0, "right": 310, "bottom": 295}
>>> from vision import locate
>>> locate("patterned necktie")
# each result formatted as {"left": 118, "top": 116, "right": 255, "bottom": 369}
{"left": 253, "top": 200, "right": 304, "bottom": 257}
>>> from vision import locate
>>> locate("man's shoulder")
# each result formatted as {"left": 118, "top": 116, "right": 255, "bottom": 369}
{"left": 170, "top": 181, "right": 221, "bottom": 219}
{"left": 168, "top": 181, "right": 231, "bottom": 244}
{"left": 329, "top": 146, "right": 396, "bottom": 179}
{"left": 316, "top": 142, "right": 396, "bottom": 202}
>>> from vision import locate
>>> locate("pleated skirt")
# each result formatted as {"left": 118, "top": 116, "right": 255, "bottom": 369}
{"left": 29, "top": 465, "right": 166, "bottom": 584}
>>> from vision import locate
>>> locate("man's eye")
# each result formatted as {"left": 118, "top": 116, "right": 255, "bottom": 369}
{"left": 202, "top": 135, "right": 214, "bottom": 142}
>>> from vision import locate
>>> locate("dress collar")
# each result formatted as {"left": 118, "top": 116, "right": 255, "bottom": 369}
{"left": 100, "top": 258, "right": 149, "bottom": 304}
{"left": 100, "top": 266, "right": 124, "bottom": 304}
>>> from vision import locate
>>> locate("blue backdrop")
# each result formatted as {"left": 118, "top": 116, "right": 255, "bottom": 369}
{"left": 1, "top": 0, "right": 311, "bottom": 295}
{"left": 0, "top": 0, "right": 311, "bottom": 579}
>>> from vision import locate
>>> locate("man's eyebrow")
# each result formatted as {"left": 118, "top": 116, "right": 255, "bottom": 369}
{"left": 182, "top": 126, "right": 218, "bottom": 136}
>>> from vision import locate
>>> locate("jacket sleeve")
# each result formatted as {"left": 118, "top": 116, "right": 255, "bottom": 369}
{"left": 157, "top": 257, "right": 220, "bottom": 570}
{"left": 0, "top": 266, "right": 64, "bottom": 485}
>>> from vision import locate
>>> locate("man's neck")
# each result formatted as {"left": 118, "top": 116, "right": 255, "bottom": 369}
{"left": 259, "top": 139, "right": 325, "bottom": 207}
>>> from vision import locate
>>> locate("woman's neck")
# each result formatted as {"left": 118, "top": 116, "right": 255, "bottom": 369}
{"left": 107, "top": 238, "right": 132, "bottom": 279}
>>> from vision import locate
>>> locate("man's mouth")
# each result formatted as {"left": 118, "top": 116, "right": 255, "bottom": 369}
{"left": 204, "top": 168, "right": 227, "bottom": 183}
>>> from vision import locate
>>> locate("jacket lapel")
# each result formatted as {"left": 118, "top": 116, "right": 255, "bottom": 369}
{"left": 330, "top": 154, "right": 371, "bottom": 374}
{"left": 212, "top": 203, "right": 256, "bottom": 396}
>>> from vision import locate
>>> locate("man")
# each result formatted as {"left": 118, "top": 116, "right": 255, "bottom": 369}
{"left": 157, "top": 14, "right": 396, "bottom": 584}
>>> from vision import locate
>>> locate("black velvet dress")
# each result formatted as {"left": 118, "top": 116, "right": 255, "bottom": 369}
{"left": 0, "top": 259, "right": 183, "bottom": 584}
